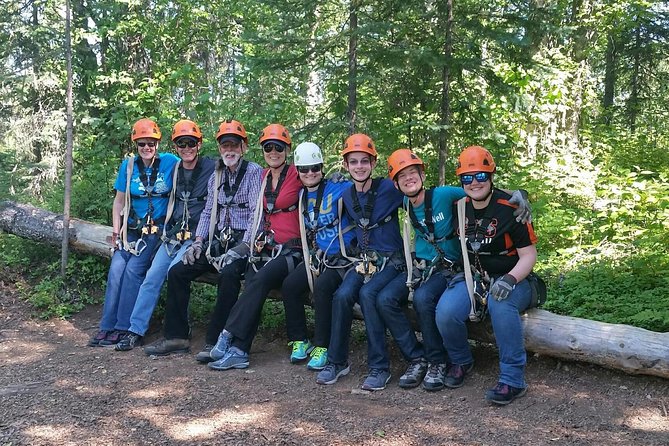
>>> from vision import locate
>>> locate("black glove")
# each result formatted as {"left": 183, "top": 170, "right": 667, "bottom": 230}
{"left": 509, "top": 189, "right": 532, "bottom": 224}
{"left": 490, "top": 274, "right": 517, "bottom": 301}
{"left": 228, "top": 242, "right": 250, "bottom": 259}
{"left": 182, "top": 240, "right": 204, "bottom": 265}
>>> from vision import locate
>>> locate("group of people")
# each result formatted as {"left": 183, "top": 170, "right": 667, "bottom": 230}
{"left": 89, "top": 117, "right": 539, "bottom": 405}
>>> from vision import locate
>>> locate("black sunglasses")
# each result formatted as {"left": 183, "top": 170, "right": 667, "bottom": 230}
{"left": 460, "top": 172, "right": 491, "bottom": 185}
{"left": 136, "top": 141, "right": 156, "bottom": 148}
{"left": 263, "top": 143, "right": 286, "bottom": 153}
{"left": 297, "top": 164, "right": 322, "bottom": 174}
{"left": 175, "top": 139, "right": 198, "bottom": 149}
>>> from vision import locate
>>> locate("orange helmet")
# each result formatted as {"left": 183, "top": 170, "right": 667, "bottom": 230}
{"left": 131, "top": 118, "right": 161, "bottom": 141}
{"left": 387, "top": 149, "right": 424, "bottom": 181}
{"left": 171, "top": 119, "right": 203, "bottom": 141}
{"left": 259, "top": 123, "right": 291, "bottom": 146}
{"left": 455, "top": 145, "right": 496, "bottom": 175}
{"left": 216, "top": 119, "right": 248, "bottom": 144}
{"left": 342, "top": 133, "right": 377, "bottom": 158}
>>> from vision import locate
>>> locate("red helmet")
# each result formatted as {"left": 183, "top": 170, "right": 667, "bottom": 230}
{"left": 172, "top": 119, "right": 203, "bottom": 141}
{"left": 455, "top": 145, "right": 496, "bottom": 175}
{"left": 387, "top": 149, "right": 424, "bottom": 181}
{"left": 342, "top": 133, "right": 377, "bottom": 158}
{"left": 259, "top": 123, "right": 291, "bottom": 146}
{"left": 131, "top": 118, "right": 161, "bottom": 141}
{"left": 216, "top": 119, "right": 248, "bottom": 144}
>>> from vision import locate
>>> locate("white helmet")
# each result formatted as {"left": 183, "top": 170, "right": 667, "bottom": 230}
{"left": 294, "top": 142, "right": 324, "bottom": 166}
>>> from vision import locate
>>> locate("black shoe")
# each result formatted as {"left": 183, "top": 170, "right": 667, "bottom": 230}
{"left": 195, "top": 344, "right": 215, "bottom": 363}
{"left": 115, "top": 332, "right": 143, "bottom": 351}
{"left": 444, "top": 362, "right": 474, "bottom": 388}
{"left": 88, "top": 330, "right": 109, "bottom": 347}
{"left": 98, "top": 330, "right": 125, "bottom": 347}
{"left": 485, "top": 382, "right": 527, "bottom": 405}
{"left": 143, "top": 338, "right": 190, "bottom": 356}
{"left": 398, "top": 359, "right": 428, "bottom": 389}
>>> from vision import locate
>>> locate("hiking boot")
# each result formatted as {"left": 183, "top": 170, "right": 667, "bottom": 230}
{"left": 98, "top": 330, "right": 125, "bottom": 347}
{"left": 445, "top": 362, "right": 474, "bottom": 388}
{"left": 143, "top": 338, "right": 190, "bottom": 356}
{"left": 115, "top": 332, "right": 143, "bottom": 351}
{"left": 398, "top": 358, "right": 428, "bottom": 389}
{"left": 88, "top": 330, "right": 109, "bottom": 347}
{"left": 422, "top": 362, "right": 447, "bottom": 392}
{"left": 195, "top": 344, "right": 215, "bottom": 363}
{"left": 208, "top": 347, "right": 249, "bottom": 370}
{"left": 485, "top": 382, "right": 527, "bottom": 405}
{"left": 361, "top": 368, "right": 391, "bottom": 391}
{"left": 209, "top": 331, "right": 232, "bottom": 361}
{"left": 316, "top": 362, "right": 350, "bottom": 385}
{"left": 289, "top": 340, "right": 314, "bottom": 363}
{"left": 307, "top": 347, "right": 328, "bottom": 371}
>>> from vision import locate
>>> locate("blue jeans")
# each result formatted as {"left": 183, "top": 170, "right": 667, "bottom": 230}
{"left": 435, "top": 276, "right": 532, "bottom": 388}
{"left": 128, "top": 240, "right": 192, "bottom": 336}
{"left": 99, "top": 231, "right": 161, "bottom": 332}
{"left": 327, "top": 264, "right": 402, "bottom": 370}
{"left": 412, "top": 270, "right": 453, "bottom": 364}
{"left": 376, "top": 272, "right": 423, "bottom": 363}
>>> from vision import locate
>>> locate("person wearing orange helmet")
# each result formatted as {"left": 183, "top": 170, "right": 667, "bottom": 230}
{"left": 88, "top": 118, "right": 179, "bottom": 347}
{"left": 316, "top": 133, "right": 409, "bottom": 391}
{"left": 207, "top": 123, "right": 305, "bottom": 370}
{"left": 436, "top": 145, "right": 539, "bottom": 405}
{"left": 143, "top": 119, "right": 264, "bottom": 357}
{"left": 113, "top": 119, "right": 216, "bottom": 351}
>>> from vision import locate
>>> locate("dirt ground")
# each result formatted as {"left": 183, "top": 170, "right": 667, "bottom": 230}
{"left": 1, "top": 282, "right": 668, "bottom": 446}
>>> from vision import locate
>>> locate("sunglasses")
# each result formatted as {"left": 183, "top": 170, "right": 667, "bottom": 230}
{"left": 460, "top": 172, "right": 491, "bottom": 185}
{"left": 297, "top": 164, "right": 322, "bottom": 174}
{"left": 136, "top": 141, "right": 156, "bottom": 148}
{"left": 175, "top": 139, "right": 198, "bottom": 149}
{"left": 263, "top": 143, "right": 286, "bottom": 153}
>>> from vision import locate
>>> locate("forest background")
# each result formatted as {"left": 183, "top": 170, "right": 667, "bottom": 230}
{"left": 0, "top": 0, "right": 668, "bottom": 332}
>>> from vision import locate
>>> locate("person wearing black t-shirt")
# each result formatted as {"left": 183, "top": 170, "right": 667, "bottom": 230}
{"left": 436, "top": 145, "right": 538, "bottom": 405}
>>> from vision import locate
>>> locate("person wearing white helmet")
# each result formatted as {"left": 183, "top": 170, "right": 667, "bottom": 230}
{"left": 280, "top": 142, "right": 355, "bottom": 370}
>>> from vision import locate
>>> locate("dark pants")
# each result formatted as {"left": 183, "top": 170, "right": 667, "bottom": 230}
{"left": 226, "top": 253, "right": 300, "bottom": 352}
{"left": 163, "top": 256, "right": 245, "bottom": 343}
{"left": 282, "top": 262, "right": 345, "bottom": 347}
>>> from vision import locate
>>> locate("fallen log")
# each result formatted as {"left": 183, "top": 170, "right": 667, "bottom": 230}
{"left": 1, "top": 200, "right": 668, "bottom": 379}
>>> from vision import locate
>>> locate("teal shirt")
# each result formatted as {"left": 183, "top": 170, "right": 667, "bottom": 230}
{"left": 406, "top": 186, "right": 465, "bottom": 262}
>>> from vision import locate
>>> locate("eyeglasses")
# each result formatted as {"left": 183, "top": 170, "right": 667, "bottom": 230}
{"left": 175, "top": 139, "right": 198, "bottom": 149}
{"left": 297, "top": 164, "right": 322, "bottom": 174}
{"left": 263, "top": 143, "right": 285, "bottom": 153}
{"left": 460, "top": 172, "right": 491, "bottom": 185}
{"left": 218, "top": 140, "right": 241, "bottom": 149}
{"left": 136, "top": 141, "right": 156, "bottom": 148}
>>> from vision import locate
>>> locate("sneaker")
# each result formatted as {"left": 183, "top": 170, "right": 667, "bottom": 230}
{"left": 316, "top": 362, "right": 351, "bottom": 385}
{"left": 398, "top": 359, "right": 428, "bottom": 389}
{"left": 98, "top": 330, "right": 125, "bottom": 347}
{"left": 88, "top": 330, "right": 109, "bottom": 347}
{"left": 195, "top": 344, "right": 215, "bottom": 363}
{"left": 485, "top": 382, "right": 527, "bottom": 405}
{"left": 361, "top": 368, "right": 391, "bottom": 391}
{"left": 143, "top": 338, "right": 190, "bottom": 356}
{"left": 445, "top": 362, "right": 474, "bottom": 388}
{"left": 209, "top": 331, "right": 232, "bottom": 361}
{"left": 115, "top": 332, "right": 143, "bottom": 351}
{"left": 307, "top": 347, "right": 328, "bottom": 371}
{"left": 422, "top": 362, "right": 447, "bottom": 391}
{"left": 208, "top": 347, "right": 249, "bottom": 370}
{"left": 289, "top": 340, "right": 314, "bottom": 363}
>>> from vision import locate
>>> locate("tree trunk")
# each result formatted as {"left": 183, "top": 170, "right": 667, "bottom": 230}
{"left": 347, "top": 0, "right": 358, "bottom": 135}
{"left": 602, "top": 32, "right": 616, "bottom": 125}
{"left": 437, "top": 0, "right": 453, "bottom": 185}
{"left": 2, "top": 200, "right": 669, "bottom": 379}
{"left": 629, "top": 25, "right": 641, "bottom": 133}
{"left": 62, "top": 0, "right": 74, "bottom": 277}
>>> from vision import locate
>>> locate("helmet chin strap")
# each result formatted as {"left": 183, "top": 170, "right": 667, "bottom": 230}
{"left": 471, "top": 181, "right": 494, "bottom": 202}
{"left": 353, "top": 174, "right": 372, "bottom": 185}
{"left": 398, "top": 177, "right": 424, "bottom": 198}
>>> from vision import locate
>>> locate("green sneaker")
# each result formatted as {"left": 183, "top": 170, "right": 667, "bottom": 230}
{"left": 289, "top": 340, "right": 314, "bottom": 363}
{"left": 307, "top": 347, "right": 328, "bottom": 371}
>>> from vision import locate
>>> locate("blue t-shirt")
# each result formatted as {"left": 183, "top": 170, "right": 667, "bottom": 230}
{"left": 407, "top": 186, "right": 465, "bottom": 262}
{"left": 114, "top": 153, "right": 180, "bottom": 223}
{"left": 342, "top": 178, "right": 404, "bottom": 254}
{"left": 303, "top": 180, "right": 355, "bottom": 255}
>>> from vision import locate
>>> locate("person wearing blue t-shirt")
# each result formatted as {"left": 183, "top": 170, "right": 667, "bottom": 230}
{"left": 281, "top": 142, "right": 356, "bottom": 371}
{"left": 89, "top": 118, "right": 179, "bottom": 347}
{"left": 316, "top": 133, "right": 408, "bottom": 392}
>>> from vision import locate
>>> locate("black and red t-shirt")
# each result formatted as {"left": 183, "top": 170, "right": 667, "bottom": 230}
{"left": 453, "top": 189, "right": 537, "bottom": 275}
